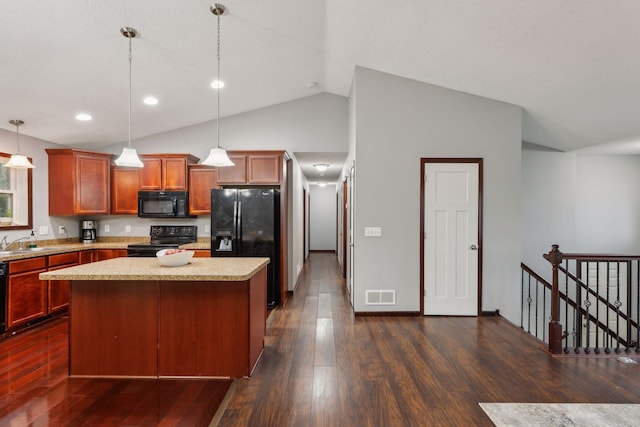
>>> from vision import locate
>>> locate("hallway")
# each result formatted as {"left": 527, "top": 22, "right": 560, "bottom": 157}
{"left": 218, "top": 252, "right": 640, "bottom": 426}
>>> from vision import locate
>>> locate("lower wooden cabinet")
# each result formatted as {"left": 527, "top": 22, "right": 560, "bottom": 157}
{"left": 5, "top": 248, "right": 129, "bottom": 331}
{"left": 7, "top": 257, "right": 48, "bottom": 329}
{"left": 47, "top": 252, "right": 79, "bottom": 313}
{"left": 193, "top": 249, "right": 210, "bottom": 258}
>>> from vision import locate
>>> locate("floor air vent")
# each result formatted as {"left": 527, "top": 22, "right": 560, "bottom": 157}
{"left": 365, "top": 290, "right": 396, "bottom": 305}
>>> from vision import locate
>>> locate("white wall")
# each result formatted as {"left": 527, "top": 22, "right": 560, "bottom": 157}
{"left": 350, "top": 67, "right": 522, "bottom": 322}
{"left": 522, "top": 149, "right": 640, "bottom": 281}
{"left": 521, "top": 146, "right": 577, "bottom": 277}
{"left": 0, "top": 128, "right": 79, "bottom": 243}
{"left": 309, "top": 184, "right": 337, "bottom": 251}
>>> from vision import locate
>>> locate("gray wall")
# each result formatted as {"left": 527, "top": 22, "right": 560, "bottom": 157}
{"left": 350, "top": 67, "right": 523, "bottom": 322}
{"left": 309, "top": 184, "right": 337, "bottom": 251}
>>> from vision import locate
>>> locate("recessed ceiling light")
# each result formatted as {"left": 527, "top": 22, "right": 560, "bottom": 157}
{"left": 313, "top": 164, "right": 329, "bottom": 172}
{"left": 143, "top": 96, "right": 159, "bottom": 105}
{"left": 75, "top": 113, "right": 92, "bottom": 121}
{"left": 317, "top": 182, "right": 327, "bottom": 187}
{"left": 210, "top": 80, "right": 225, "bottom": 89}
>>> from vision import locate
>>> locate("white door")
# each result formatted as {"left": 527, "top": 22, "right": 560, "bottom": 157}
{"left": 348, "top": 163, "right": 355, "bottom": 304}
{"left": 424, "top": 162, "right": 480, "bottom": 315}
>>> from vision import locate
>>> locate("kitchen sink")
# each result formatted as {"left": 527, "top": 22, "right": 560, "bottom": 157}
{"left": 0, "top": 247, "right": 53, "bottom": 256}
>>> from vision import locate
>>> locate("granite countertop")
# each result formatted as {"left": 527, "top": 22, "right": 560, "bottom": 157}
{"left": 0, "top": 239, "right": 211, "bottom": 262}
{"left": 39, "top": 256, "right": 269, "bottom": 281}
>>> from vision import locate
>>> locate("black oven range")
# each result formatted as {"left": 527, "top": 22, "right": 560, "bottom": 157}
{"left": 127, "top": 225, "right": 197, "bottom": 257}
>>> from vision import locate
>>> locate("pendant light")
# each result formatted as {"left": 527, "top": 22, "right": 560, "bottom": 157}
{"left": 202, "top": 4, "right": 234, "bottom": 167}
{"left": 114, "top": 27, "right": 144, "bottom": 168}
{"left": 4, "top": 120, "right": 35, "bottom": 169}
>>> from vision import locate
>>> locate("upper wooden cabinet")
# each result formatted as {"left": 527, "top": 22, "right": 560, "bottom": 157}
{"left": 216, "top": 151, "right": 288, "bottom": 185}
{"left": 46, "top": 149, "right": 112, "bottom": 216}
{"left": 111, "top": 153, "right": 199, "bottom": 215}
{"left": 188, "top": 165, "right": 219, "bottom": 215}
{"left": 139, "top": 154, "right": 199, "bottom": 191}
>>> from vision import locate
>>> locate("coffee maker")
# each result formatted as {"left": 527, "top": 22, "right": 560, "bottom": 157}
{"left": 80, "top": 220, "right": 97, "bottom": 243}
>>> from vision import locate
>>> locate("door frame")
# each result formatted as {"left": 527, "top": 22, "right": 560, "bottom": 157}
{"left": 419, "top": 158, "right": 483, "bottom": 315}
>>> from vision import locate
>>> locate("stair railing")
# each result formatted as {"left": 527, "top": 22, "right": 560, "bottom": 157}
{"left": 523, "top": 245, "right": 640, "bottom": 355}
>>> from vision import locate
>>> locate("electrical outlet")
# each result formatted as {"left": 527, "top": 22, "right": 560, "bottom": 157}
{"left": 104, "top": 224, "right": 110, "bottom": 233}
{"left": 39, "top": 225, "right": 49, "bottom": 235}
{"left": 364, "top": 226, "right": 382, "bottom": 237}
{"left": 58, "top": 226, "right": 65, "bottom": 234}
{"left": 125, "top": 225, "right": 131, "bottom": 233}
{"left": 205, "top": 224, "right": 210, "bottom": 233}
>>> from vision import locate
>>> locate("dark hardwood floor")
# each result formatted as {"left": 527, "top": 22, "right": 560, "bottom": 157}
{"left": 0, "top": 317, "right": 231, "bottom": 426}
{"left": 218, "top": 252, "right": 640, "bottom": 426}
{"left": 1, "top": 252, "right": 639, "bottom": 426}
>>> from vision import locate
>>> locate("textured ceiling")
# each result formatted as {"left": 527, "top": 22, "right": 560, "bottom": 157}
{"left": 2, "top": 0, "right": 640, "bottom": 168}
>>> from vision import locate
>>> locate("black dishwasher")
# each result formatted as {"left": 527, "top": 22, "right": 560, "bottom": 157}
{"left": 0, "top": 262, "right": 6, "bottom": 333}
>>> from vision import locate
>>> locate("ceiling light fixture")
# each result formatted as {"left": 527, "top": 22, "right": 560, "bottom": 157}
{"left": 313, "top": 164, "right": 329, "bottom": 173}
{"left": 143, "top": 96, "right": 158, "bottom": 105}
{"left": 201, "top": 3, "right": 234, "bottom": 168}
{"left": 4, "top": 120, "right": 35, "bottom": 169}
{"left": 75, "top": 113, "right": 93, "bottom": 121}
{"left": 114, "top": 27, "right": 144, "bottom": 168}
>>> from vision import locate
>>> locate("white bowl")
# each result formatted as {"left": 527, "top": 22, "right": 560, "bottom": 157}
{"left": 156, "top": 249, "right": 194, "bottom": 267}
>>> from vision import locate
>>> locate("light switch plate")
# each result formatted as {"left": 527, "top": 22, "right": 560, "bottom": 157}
{"left": 125, "top": 225, "right": 131, "bottom": 233}
{"left": 365, "top": 226, "right": 382, "bottom": 237}
{"left": 39, "top": 226, "right": 49, "bottom": 235}
{"left": 104, "top": 225, "right": 110, "bottom": 233}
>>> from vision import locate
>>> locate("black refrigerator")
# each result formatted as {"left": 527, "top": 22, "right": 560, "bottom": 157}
{"left": 210, "top": 188, "right": 281, "bottom": 308}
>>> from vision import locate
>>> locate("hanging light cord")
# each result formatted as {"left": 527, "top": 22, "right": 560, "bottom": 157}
{"left": 216, "top": 11, "right": 221, "bottom": 149}
{"left": 128, "top": 33, "right": 133, "bottom": 148}
{"left": 15, "top": 123, "right": 21, "bottom": 153}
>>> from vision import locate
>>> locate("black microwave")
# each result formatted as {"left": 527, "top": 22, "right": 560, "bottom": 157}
{"left": 138, "top": 191, "right": 194, "bottom": 218}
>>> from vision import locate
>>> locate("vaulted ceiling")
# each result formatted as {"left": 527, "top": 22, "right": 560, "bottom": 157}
{"left": 2, "top": 0, "right": 640, "bottom": 156}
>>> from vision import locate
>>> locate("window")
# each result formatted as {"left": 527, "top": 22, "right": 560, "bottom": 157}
{"left": 0, "top": 152, "right": 33, "bottom": 229}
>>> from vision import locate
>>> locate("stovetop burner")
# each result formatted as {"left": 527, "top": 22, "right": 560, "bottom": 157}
{"left": 127, "top": 225, "right": 197, "bottom": 257}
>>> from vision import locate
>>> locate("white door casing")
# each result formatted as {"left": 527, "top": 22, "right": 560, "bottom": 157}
{"left": 424, "top": 162, "right": 480, "bottom": 315}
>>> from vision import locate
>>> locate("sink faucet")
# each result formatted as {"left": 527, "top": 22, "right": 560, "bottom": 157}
{"left": 1, "top": 235, "right": 30, "bottom": 250}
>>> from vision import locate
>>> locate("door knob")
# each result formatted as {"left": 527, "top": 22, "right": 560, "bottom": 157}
{"left": 470, "top": 244, "right": 478, "bottom": 250}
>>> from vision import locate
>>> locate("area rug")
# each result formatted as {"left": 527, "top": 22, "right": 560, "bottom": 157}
{"left": 479, "top": 403, "right": 640, "bottom": 426}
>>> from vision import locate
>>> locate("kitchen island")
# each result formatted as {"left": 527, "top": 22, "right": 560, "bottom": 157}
{"left": 40, "top": 256, "right": 269, "bottom": 379}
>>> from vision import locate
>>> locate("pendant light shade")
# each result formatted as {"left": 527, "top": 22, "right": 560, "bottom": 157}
{"left": 114, "top": 27, "right": 144, "bottom": 168}
{"left": 4, "top": 120, "right": 35, "bottom": 169}
{"left": 201, "top": 4, "right": 234, "bottom": 168}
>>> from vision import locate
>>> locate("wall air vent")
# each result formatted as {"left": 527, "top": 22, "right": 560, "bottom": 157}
{"left": 365, "top": 290, "right": 396, "bottom": 305}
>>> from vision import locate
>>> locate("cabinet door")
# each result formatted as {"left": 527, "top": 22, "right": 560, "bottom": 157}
{"left": 189, "top": 166, "right": 218, "bottom": 215}
{"left": 79, "top": 250, "right": 94, "bottom": 264}
{"left": 76, "top": 154, "right": 110, "bottom": 214}
{"left": 94, "top": 249, "right": 115, "bottom": 261}
{"left": 193, "top": 249, "right": 210, "bottom": 258}
{"left": 48, "top": 264, "right": 76, "bottom": 313}
{"left": 216, "top": 155, "right": 247, "bottom": 184}
{"left": 111, "top": 167, "right": 140, "bottom": 214}
{"left": 7, "top": 268, "right": 47, "bottom": 328}
{"left": 163, "top": 157, "right": 189, "bottom": 190}
{"left": 113, "top": 249, "right": 128, "bottom": 258}
{"left": 139, "top": 157, "right": 163, "bottom": 190}
{"left": 248, "top": 155, "right": 280, "bottom": 184}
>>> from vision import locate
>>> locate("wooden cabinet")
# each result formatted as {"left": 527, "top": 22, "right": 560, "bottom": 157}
{"left": 93, "top": 249, "right": 127, "bottom": 261}
{"left": 139, "top": 154, "right": 199, "bottom": 191}
{"left": 7, "top": 257, "right": 47, "bottom": 329}
{"left": 111, "top": 167, "right": 139, "bottom": 214}
{"left": 215, "top": 155, "right": 247, "bottom": 184}
{"left": 111, "top": 154, "right": 199, "bottom": 215}
{"left": 46, "top": 149, "right": 112, "bottom": 216}
{"left": 47, "top": 252, "right": 79, "bottom": 313}
{"left": 79, "top": 250, "right": 94, "bottom": 264}
{"left": 214, "top": 152, "right": 282, "bottom": 185}
{"left": 193, "top": 249, "right": 210, "bottom": 258}
{"left": 188, "top": 165, "right": 219, "bottom": 215}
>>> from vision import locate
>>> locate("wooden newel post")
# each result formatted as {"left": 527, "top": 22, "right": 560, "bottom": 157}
{"left": 546, "top": 244, "right": 563, "bottom": 354}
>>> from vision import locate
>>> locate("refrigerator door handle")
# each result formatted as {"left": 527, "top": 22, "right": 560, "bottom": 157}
{"left": 237, "top": 201, "right": 242, "bottom": 255}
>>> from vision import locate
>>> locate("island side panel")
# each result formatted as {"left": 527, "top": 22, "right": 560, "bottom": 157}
{"left": 69, "top": 280, "right": 159, "bottom": 377}
{"left": 249, "top": 267, "right": 267, "bottom": 373}
{"left": 158, "top": 280, "right": 250, "bottom": 378}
